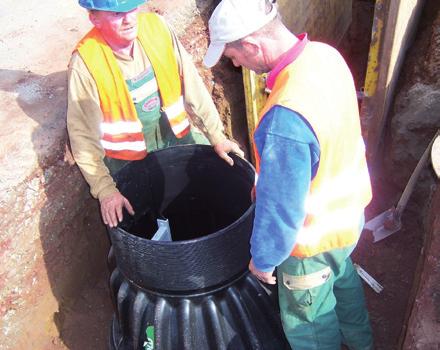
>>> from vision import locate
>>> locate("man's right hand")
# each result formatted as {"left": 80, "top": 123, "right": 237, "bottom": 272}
{"left": 213, "top": 139, "right": 244, "bottom": 166}
{"left": 249, "top": 258, "right": 276, "bottom": 285}
{"left": 99, "top": 192, "right": 135, "bottom": 228}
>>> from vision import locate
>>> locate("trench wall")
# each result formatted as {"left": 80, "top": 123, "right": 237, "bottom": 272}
{"left": 402, "top": 184, "right": 440, "bottom": 348}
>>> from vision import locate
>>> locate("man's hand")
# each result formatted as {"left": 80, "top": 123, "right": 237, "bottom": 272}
{"left": 213, "top": 139, "right": 244, "bottom": 166}
{"left": 99, "top": 192, "right": 135, "bottom": 228}
{"left": 249, "top": 258, "right": 276, "bottom": 285}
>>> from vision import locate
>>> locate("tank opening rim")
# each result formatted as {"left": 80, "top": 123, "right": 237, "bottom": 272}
{"left": 108, "top": 200, "right": 255, "bottom": 245}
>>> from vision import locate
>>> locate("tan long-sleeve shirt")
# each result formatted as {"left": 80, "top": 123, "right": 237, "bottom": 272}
{"left": 67, "top": 16, "right": 226, "bottom": 200}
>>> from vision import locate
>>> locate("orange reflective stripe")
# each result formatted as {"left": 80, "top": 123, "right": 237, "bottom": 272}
{"left": 104, "top": 149, "right": 147, "bottom": 161}
{"left": 162, "top": 95, "right": 190, "bottom": 137}
{"left": 168, "top": 113, "right": 190, "bottom": 137}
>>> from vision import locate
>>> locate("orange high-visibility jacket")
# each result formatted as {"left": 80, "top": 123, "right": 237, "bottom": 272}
{"left": 76, "top": 13, "right": 190, "bottom": 160}
{"left": 255, "top": 41, "right": 372, "bottom": 258}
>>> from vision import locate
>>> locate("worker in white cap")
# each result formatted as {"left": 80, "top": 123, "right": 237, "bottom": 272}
{"left": 204, "top": 0, "right": 374, "bottom": 349}
{"left": 67, "top": 0, "right": 243, "bottom": 228}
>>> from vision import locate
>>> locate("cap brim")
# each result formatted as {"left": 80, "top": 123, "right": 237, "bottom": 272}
{"left": 203, "top": 42, "right": 225, "bottom": 68}
{"left": 112, "top": 0, "right": 145, "bottom": 12}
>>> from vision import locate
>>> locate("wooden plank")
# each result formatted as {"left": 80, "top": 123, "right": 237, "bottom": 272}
{"left": 361, "top": 0, "right": 425, "bottom": 161}
{"left": 242, "top": 69, "right": 267, "bottom": 165}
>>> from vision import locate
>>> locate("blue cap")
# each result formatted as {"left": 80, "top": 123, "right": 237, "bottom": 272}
{"left": 79, "top": 0, "right": 145, "bottom": 12}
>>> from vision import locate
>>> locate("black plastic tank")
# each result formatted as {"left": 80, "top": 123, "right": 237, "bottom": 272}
{"left": 107, "top": 145, "right": 289, "bottom": 349}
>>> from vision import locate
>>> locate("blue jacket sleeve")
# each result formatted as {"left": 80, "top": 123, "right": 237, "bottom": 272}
{"left": 251, "top": 105, "right": 320, "bottom": 272}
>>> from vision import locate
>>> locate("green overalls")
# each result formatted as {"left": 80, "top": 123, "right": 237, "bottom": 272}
{"left": 278, "top": 222, "right": 373, "bottom": 350}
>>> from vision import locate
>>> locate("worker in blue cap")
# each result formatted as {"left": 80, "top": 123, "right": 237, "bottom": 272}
{"left": 67, "top": 0, "right": 243, "bottom": 228}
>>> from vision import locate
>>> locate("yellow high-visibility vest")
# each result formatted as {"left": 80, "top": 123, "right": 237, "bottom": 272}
{"left": 255, "top": 41, "right": 372, "bottom": 258}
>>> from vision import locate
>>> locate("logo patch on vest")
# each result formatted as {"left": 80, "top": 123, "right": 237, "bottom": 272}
{"left": 142, "top": 96, "right": 160, "bottom": 112}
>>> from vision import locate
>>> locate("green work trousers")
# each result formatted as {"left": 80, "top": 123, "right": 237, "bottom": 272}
{"left": 277, "top": 245, "right": 373, "bottom": 350}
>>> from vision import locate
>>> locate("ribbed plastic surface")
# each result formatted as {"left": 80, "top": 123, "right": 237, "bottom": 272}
{"left": 107, "top": 145, "right": 289, "bottom": 349}
{"left": 109, "top": 268, "right": 289, "bottom": 350}
{"left": 108, "top": 145, "right": 255, "bottom": 292}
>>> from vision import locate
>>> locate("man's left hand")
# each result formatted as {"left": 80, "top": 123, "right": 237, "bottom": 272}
{"left": 213, "top": 139, "right": 244, "bottom": 166}
{"left": 249, "top": 258, "right": 276, "bottom": 285}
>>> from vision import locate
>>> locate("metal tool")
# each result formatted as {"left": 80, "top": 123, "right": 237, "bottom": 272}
{"left": 354, "top": 264, "right": 384, "bottom": 293}
{"left": 365, "top": 130, "right": 440, "bottom": 242}
{"left": 151, "top": 218, "right": 172, "bottom": 241}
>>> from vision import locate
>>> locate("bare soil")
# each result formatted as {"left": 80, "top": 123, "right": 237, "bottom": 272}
{"left": 73, "top": 0, "right": 440, "bottom": 346}
{"left": 1, "top": 0, "right": 438, "bottom": 348}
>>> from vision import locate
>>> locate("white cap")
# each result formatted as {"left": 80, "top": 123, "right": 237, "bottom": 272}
{"left": 203, "top": 0, "right": 277, "bottom": 68}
